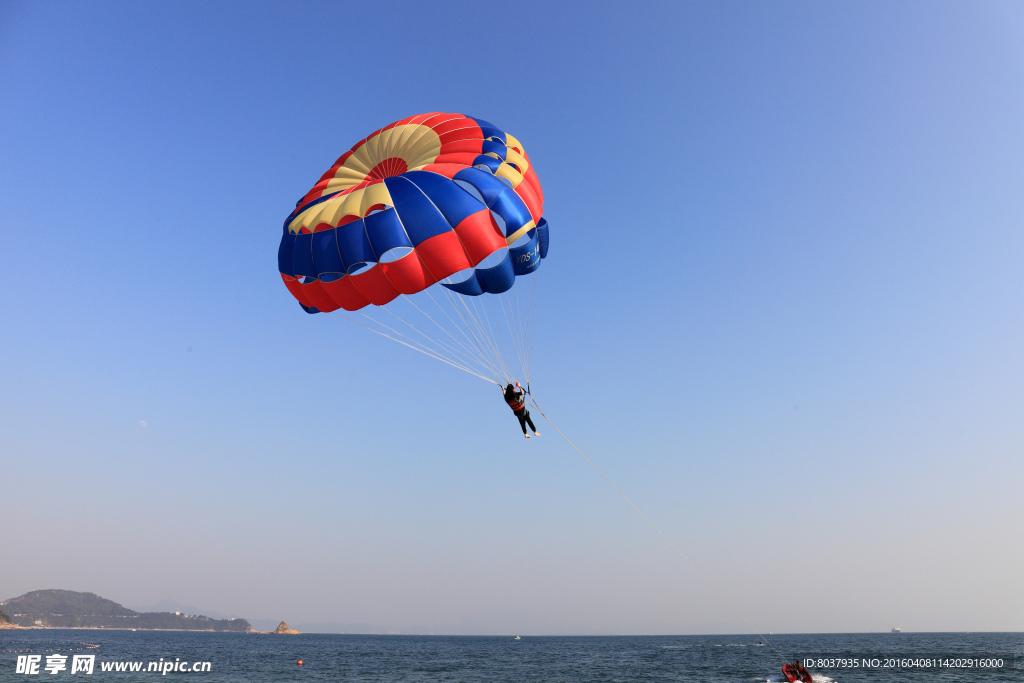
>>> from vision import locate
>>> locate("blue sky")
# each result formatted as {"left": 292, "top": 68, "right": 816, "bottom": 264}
{"left": 2, "top": 1, "right": 1022, "bottom": 634}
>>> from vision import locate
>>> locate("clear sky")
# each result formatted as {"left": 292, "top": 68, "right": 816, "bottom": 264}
{"left": 2, "top": 1, "right": 1022, "bottom": 635}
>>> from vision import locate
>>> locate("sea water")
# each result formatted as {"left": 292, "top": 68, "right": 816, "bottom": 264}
{"left": 1, "top": 630, "right": 1020, "bottom": 681}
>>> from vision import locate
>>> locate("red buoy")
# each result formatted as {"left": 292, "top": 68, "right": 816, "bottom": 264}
{"left": 297, "top": 660, "right": 303, "bottom": 666}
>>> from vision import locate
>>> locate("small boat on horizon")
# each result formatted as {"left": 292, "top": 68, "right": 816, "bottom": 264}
{"left": 891, "top": 627, "right": 901, "bottom": 633}
{"left": 513, "top": 636, "right": 521, "bottom": 640}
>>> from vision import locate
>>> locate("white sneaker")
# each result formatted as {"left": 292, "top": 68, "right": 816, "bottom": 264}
{"left": 524, "top": 433, "right": 531, "bottom": 438}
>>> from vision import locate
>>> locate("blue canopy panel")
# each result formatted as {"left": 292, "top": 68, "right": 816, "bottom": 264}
{"left": 384, "top": 176, "right": 454, "bottom": 245}
{"left": 290, "top": 232, "right": 317, "bottom": 281}
{"left": 488, "top": 191, "right": 533, "bottom": 238}
{"left": 414, "top": 178, "right": 482, "bottom": 228}
{"left": 451, "top": 168, "right": 533, "bottom": 238}
{"left": 481, "top": 140, "right": 508, "bottom": 159}
{"left": 471, "top": 155, "right": 502, "bottom": 173}
{"left": 470, "top": 118, "right": 506, "bottom": 144}
{"left": 398, "top": 170, "right": 448, "bottom": 194}
{"left": 311, "top": 228, "right": 345, "bottom": 277}
{"left": 335, "top": 219, "right": 376, "bottom": 273}
{"left": 452, "top": 167, "right": 506, "bottom": 204}
{"left": 510, "top": 229, "right": 542, "bottom": 276}
{"left": 278, "top": 232, "right": 297, "bottom": 276}
{"left": 441, "top": 251, "right": 516, "bottom": 296}
{"left": 537, "top": 218, "right": 550, "bottom": 258}
{"left": 364, "top": 208, "right": 412, "bottom": 259}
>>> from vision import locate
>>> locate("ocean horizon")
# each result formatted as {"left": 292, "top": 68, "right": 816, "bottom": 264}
{"left": 3, "top": 629, "right": 1020, "bottom": 681}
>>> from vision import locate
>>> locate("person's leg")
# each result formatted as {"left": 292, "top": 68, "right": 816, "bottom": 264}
{"left": 517, "top": 413, "right": 528, "bottom": 434}
{"left": 525, "top": 412, "right": 537, "bottom": 432}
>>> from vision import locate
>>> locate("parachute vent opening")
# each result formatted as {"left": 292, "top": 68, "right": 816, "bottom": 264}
{"left": 474, "top": 164, "right": 494, "bottom": 173}
{"left": 441, "top": 268, "right": 475, "bottom": 286}
{"left": 379, "top": 246, "right": 414, "bottom": 264}
{"left": 300, "top": 275, "right": 318, "bottom": 284}
{"left": 347, "top": 261, "right": 375, "bottom": 276}
{"left": 489, "top": 211, "right": 507, "bottom": 236}
{"left": 365, "top": 204, "right": 391, "bottom": 216}
{"left": 319, "top": 272, "right": 344, "bottom": 283}
{"left": 498, "top": 176, "right": 514, "bottom": 189}
{"left": 475, "top": 247, "right": 509, "bottom": 269}
{"left": 454, "top": 179, "right": 485, "bottom": 204}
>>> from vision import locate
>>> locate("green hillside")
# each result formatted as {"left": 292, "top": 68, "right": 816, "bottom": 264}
{"left": 0, "top": 590, "right": 253, "bottom": 632}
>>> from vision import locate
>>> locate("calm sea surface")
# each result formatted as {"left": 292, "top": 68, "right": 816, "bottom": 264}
{"left": 1, "top": 630, "right": 1020, "bottom": 682}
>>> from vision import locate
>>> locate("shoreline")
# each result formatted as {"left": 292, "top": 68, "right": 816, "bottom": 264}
{"left": 0, "top": 626, "right": 252, "bottom": 633}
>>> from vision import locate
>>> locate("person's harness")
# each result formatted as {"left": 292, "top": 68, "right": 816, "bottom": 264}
{"left": 505, "top": 392, "right": 526, "bottom": 414}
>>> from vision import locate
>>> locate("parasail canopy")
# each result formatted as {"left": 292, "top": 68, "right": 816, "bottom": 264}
{"left": 278, "top": 113, "right": 548, "bottom": 314}
{"left": 278, "top": 113, "right": 550, "bottom": 387}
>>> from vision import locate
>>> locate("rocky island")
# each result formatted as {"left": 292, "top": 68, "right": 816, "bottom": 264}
{"left": 0, "top": 590, "right": 254, "bottom": 632}
{"left": 270, "top": 621, "right": 300, "bottom": 634}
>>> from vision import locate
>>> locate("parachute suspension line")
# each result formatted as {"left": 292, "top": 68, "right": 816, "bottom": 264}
{"left": 466, "top": 291, "right": 516, "bottom": 385}
{"left": 355, "top": 309, "right": 497, "bottom": 382}
{"left": 351, "top": 310, "right": 467, "bottom": 370}
{"left": 329, "top": 310, "right": 498, "bottom": 384}
{"left": 526, "top": 394, "right": 790, "bottom": 665}
{"left": 332, "top": 268, "right": 540, "bottom": 390}
{"left": 484, "top": 279, "right": 534, "bottom": 387}
{"left": 394, "top": 293, "right": 477, "bottom": 362}
{"left": 516, "top": 274, "right": 533, "bottom": 383}
{"left": 498, "top": 294, "right": 525, "bottom": 385}
{"left": 417, "top": 287, "right": 488, "bottom": 361}
{"left": 396, "top": 292, "right": 503, "bottom": 380}
{"left": 504, "top": 286, "right": 521, "bottom": 376}
{"left": 368, "top": 292, "right": 503, "bottom": 381}
{"left": 513, "top": 290, "right": 528, "bottom": 384}
{"left": 519, "top": 274, "right": 534, "bottom": 384}
{"left": 436, "top": 287, "right": 505, "bottom": 385}
{"left": 523, "top": 271, "right": 538, "bottom": 385}
{"left": 375, "top": 303, "right": 500, "bottom": 382}
{"left": 467, "top": 289, "right": 511, "bottom": 382}
{"left": 422, "top": 286, "right": 510, "bottom": 385}
{"left": 446, "top": 286, "right": 515, "bottom": 385}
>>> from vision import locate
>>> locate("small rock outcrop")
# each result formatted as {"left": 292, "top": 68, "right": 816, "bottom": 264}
{"left": 272, "top": 621, "right": 301, "bottom": 634}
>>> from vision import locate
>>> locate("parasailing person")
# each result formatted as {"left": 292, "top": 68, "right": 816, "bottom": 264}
{"left": 504, "top": 382, "right": 540, "bottom": 438}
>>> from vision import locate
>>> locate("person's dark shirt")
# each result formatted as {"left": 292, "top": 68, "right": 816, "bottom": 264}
{"left": 505, "top": 388, "right": 526, "bottom": 413}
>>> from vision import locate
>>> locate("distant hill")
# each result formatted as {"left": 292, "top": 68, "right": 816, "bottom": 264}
{"left": 129, "top": 599, "right": 235, "bottom": 621}
{"left": 1, "top": 590, "right": 253, "bottom": 632}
